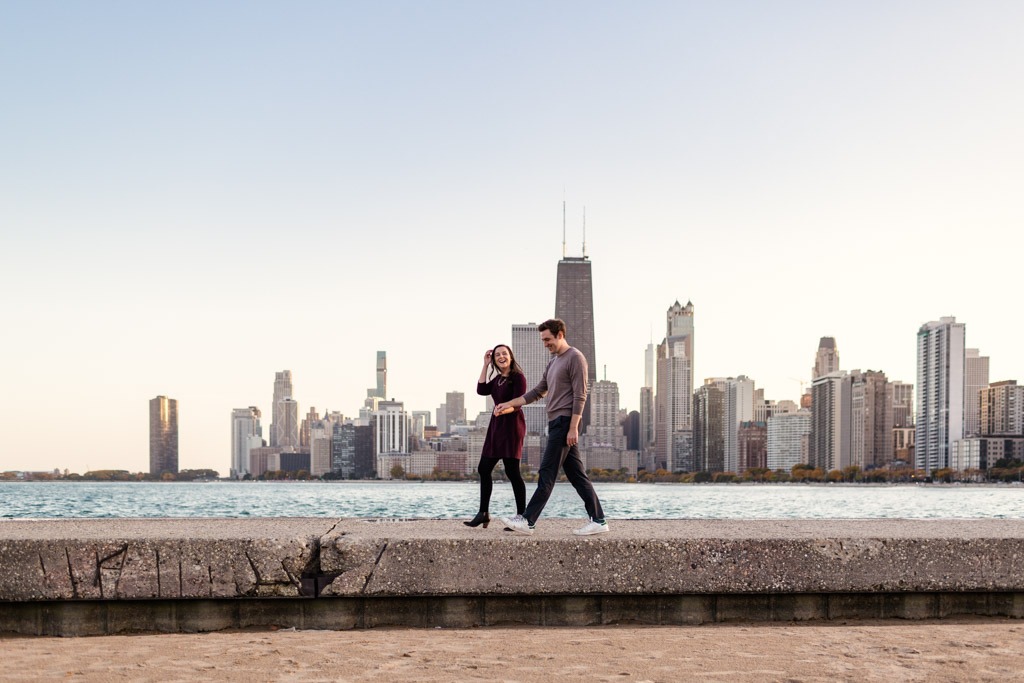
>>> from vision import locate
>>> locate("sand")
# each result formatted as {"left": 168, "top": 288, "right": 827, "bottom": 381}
{"left": 3, "top": 620, "right": 1024, "bottom": 682}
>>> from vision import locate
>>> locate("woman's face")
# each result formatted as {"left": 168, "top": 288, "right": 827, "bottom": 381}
{"left": 493, "top": 346, "right": 511, "bottom": 372}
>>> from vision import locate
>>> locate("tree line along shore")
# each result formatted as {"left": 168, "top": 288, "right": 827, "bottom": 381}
{"left": 7, "top": 459, "right": 1024, "bottom": 484}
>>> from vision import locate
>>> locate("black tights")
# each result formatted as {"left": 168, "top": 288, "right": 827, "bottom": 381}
{"left": 477, "top": 458, "right": 526, "bottom": 515}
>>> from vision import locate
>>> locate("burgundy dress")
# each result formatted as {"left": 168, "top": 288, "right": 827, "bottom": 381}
{"left": 477, "top": 373, "right": 528, "bottom": 460}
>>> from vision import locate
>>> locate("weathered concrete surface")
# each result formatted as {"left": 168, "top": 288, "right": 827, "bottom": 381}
{"left": 0, "top": 518, "right": 336, "bottom": 601}
{"left": 5, "top": 518, "right": 1024, "bottom": 602}
{"left": 319, "top": 518, "right": 1024, "bottom": 596}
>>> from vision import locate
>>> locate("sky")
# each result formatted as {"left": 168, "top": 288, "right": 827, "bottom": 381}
{"left": 2, "top": 1, "right": 1023, "bottom": 475}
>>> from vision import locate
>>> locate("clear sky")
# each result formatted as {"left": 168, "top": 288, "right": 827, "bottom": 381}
{"left": 2, "top": 1, "right": 1023, "bottom": 475}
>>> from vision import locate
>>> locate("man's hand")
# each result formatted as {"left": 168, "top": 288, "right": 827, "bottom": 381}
{"left": 567, "top": 426, "right": 579, "bottom": 447}
{"left": 494, "top": 402, "right": 510, "bottom": 416}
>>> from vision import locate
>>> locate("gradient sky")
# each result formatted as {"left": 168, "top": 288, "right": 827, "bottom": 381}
{"left": 2, "top": 1, "right": 1023, "bottom": 475}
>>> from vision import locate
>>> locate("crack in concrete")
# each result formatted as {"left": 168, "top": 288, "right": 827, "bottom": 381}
{"left": 245, "top": 550, "right": 262, "bottom": 585}
{"left": 65, "top": 547, "right": 79, "bottom": 599}
{"left": 37, "top": 552, "right": 46, "bottom": 581}
{"left": 113, "top": 544, "right": 128, "bottom": 598}
{"left": 178, "top": 555, "right": 183, "bottom": 598}
{"left": 281, "top": 560, "right": 298, "bottom": 588}
{"left": 97, "top": 545, "right": 128, "bottom": 566}
{"left": 155, "top": 549, "right": 161, "bottom": 598}
{"left": 96, "top": 550, "right": 103, "bottom": 599}
{"left": 361, "top": 542, "right": 389, "bottom": 594}
{"left": 208, "top": 565, "right": 214, "bottom": 597}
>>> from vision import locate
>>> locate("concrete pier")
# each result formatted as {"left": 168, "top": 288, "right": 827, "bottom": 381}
{"left": 3, "top": 518, "right": 1024, "bottom": 635}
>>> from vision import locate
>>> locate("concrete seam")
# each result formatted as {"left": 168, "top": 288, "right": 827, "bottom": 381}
{"left": 155, "top": 549, "right": 161, "bottom": 599}
{"left": 95, "top": 551, "right": 103, "bottom": 600}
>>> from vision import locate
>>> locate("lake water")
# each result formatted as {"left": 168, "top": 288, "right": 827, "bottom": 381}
{"left": 3, "top": 481, "right": 1024, "bottom": 519}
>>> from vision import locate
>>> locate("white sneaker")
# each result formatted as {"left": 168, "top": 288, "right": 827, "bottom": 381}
{"left": 501, "top": 514, "right": 534, "bottom": 535}
{"left": 573, "top": 519, "right": 609, "bottom": 535}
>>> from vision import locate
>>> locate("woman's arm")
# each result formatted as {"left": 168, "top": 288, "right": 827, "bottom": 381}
{"left": 477, "top": 350, "right": 493, "bottom": 395}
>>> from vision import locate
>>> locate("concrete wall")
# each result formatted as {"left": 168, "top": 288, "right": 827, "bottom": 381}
{"left": 4, "top": 518, "right": 1024, "bottom": 634}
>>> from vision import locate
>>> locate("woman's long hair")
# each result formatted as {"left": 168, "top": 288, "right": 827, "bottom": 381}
{"left": 489, "top": 343, "right": 525, "bottom": 381}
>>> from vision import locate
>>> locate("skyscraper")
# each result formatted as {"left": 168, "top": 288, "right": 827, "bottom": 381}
{"left": 230, "top": 406, "right": 262, "bottom": 479}
{"left": 555, "top": 254, "right": 596, "bottom": 433}
{"left": 767, "top": 410, "right": 812, "bottom": 471}
{"left": 270, "top": 370, "right": 293, "bottom": 448}
{"left": 639, "top": 342, "right": 656, "bottom": 461}
{"left": 275, "top": 398, "right": 299, "bottom": 448}
{"left": 512, "top": 323, "right": 549, "bottom": 435}
{"left": 915, "top": 317, "right": 966, "bottom": 474}
{"left": 374, "top": 400, "right": 409, "bottom": 456}
{"left": 812, "top": 337, "right": 840, "bottom": 380}
{"left": 849, "top": 370, "right": 893, "bottom": 470}
{"left": 964, "top": 348, "right": 990, "bottom": 436}
{"left": 445, "top": 391, "right": 466, "bottom": 428}
{"left": 368, "top": 351, "right": 387, "bottom": 399}
{"left": 655, "top": 301, "right": 694, "bottom": 471}
{"left": 149, "top": 395, "right": 178, "bottom": 475}
{"left": 693, "top": 378, "right": 727, "bottom": 472}
{"left": 891, "top": 381, "right": 914, "bottom": 428}
{"left": 980, "top": 380, "right": 1024, "bottom": 436}
{"left": 723, "top": 376, "right": 755, "bottom": 473}
{"left": 810, "top": 371, "right": 851, "bottom": 471}
{"left": 581, "top": 379, "right": 626, "bottom": 450}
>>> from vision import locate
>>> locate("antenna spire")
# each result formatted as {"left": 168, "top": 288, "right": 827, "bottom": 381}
{"left": 562, "top": 197, "right": 566, "bottom": 259}
{"left": 582, "top": 206, "right": 587, "bottom": 258}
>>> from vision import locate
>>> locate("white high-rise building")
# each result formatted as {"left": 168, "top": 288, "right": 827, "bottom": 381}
{"left": 274, "top": 398, "right": 299, "bottom": 449}
{"left": 723, "top": 376, "right": 756, "bottom": 474}
{"left": 270, "top": 370, "right": 293, "bottom": 448}
{"left": 767, "top": 410, "right": 812, "bottom": 471}
{"left": 656, "top": 301, "right": 694, "bottom": 471}
{"left": 512, "top": 323, "right": 550, "bottom": 435}
{"left": 230, "top": 407, "right": 262, "bottom": 479}
{"left": 964, "top": 348, "right": 990, "bottom": 436}
{"left": 374, "top": 400, "right": 409, "bottom": 456}
{"left": 915, "top": 317, "right": 966, "bottom": 474}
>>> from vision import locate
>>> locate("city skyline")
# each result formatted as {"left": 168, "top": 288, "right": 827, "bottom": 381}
{"left": 3, "top": 3, "right": 1024, "bottom": 474}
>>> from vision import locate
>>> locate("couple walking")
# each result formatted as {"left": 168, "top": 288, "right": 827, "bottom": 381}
{"left": 466, "top": 318, "right": 608, "bottom": 536}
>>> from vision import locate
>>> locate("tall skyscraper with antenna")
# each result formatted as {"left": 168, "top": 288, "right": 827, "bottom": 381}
{"left": 555, "top": 202, "right": 597, "bottom": 433}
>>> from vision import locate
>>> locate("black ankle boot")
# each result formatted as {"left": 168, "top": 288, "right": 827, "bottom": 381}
{"left": 464, "top": 511, "right": 490, "bottom": 528}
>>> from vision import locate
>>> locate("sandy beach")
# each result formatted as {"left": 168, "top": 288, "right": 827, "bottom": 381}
{"left": 3, "top": 619, "right": 1024, "bottom": 682}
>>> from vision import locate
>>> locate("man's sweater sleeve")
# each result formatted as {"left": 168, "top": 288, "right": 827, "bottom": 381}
{"left": 571, "top": 351, "right": 588, "bottom": 416}
{"left": 521, "top": 364, "right": 548, "bottom": 405}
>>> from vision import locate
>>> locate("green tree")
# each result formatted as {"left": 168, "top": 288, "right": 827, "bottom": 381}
{"left": 390, "top": 464, "right": 406, "bottom": 479}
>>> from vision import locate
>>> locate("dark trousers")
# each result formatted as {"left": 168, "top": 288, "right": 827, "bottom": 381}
{"left": 477, "top": 457, "right": 526, "bottom": 515}
{"left": 523, "top": 415, "right": 604, "bottom": 525}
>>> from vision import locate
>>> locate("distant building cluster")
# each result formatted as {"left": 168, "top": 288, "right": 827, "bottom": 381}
{"left": 142, "top": 229, "right": 1019, "bottom": 482}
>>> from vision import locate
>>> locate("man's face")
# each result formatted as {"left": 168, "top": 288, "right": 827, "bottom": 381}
{"left": 540, "top": 330, "right": 560, "bottom": 353}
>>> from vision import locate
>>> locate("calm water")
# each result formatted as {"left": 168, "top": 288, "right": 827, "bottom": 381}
{"left": 3, "top": 481, "right": 1024, "bottom": 519}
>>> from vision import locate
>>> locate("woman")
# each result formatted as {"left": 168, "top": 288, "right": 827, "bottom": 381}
{"left": 465, "top": 344, "right": 528, "bottom": 527}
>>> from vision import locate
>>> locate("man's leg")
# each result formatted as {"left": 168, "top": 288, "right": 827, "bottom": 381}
{"left": 561, "top": 442, "right": 605, "bottom": 521}
{"left": 522, "top": 417, "right": 570, "bottom": 525}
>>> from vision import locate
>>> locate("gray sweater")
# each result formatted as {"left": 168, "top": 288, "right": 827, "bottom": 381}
{"left": 522, "top": 347, "right": 588, "bottom": 420}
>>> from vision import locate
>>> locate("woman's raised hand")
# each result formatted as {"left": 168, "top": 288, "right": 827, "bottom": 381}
{"left": 483, "top": 350, "right": 493, "bottom": 365}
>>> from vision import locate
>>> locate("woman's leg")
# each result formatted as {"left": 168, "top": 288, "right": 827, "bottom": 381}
{"left": 477, "top": 457, "right": 499, "bottom": 512}
{"left": 503, "top": 458, "right": 527, "bottom": 515}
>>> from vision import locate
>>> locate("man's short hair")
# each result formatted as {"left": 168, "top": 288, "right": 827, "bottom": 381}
{"left": 538, "top": 318, "right": 566, "bottom": 338}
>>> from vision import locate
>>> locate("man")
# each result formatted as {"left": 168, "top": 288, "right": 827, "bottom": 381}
{"left": 494, "top": 318, "right": 608, "bottom": 535}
